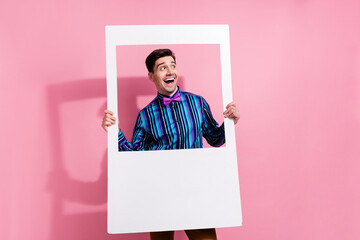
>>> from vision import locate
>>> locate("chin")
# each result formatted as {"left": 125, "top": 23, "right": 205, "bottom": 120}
{"left": 169, "top": 87, "right": 177, "bottom": 93}
{"left": 163, "top": 86, "right": 176, "bottom": 92}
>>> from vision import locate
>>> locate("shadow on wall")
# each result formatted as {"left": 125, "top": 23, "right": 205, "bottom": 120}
{"left": 45, "top": 77, "right": 166, "bottom": 240}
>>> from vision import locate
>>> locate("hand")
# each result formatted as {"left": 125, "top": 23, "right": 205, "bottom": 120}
{"left": 223, "top": 101, "right": 240, "bottom": 125}
{"left": 101, "top": 110, "right": 116, "bottom": 132}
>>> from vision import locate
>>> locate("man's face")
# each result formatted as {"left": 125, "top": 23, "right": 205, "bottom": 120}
{"left": 148, "top": 56, "right": 178, "bottom": 96}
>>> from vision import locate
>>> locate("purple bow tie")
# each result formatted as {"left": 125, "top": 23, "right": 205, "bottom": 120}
{"left": 163, "top": 92, "right": 181, "bottom": 106}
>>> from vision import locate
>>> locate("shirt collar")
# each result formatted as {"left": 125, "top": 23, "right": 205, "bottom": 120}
{"left": 157, "top": 86, "right": 181, "bottom": 99}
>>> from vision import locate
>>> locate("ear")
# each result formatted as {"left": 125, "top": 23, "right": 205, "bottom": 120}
{"left": 148, "top": 72, "right": 154, "bottom": 82}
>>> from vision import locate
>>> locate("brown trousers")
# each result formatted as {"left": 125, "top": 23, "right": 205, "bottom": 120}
{"left": 150, "top": 228, "right": 217, "bottom": 240}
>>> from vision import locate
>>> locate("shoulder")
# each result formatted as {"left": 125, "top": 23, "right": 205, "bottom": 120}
{"left": 138, "top": 96, "right": 162, "bottom": 115}
{"left": 180, "top": 90, "right": 206, "bottom": 102}
{"left": 180, "top": 91, "right": 210, "bottom": 112}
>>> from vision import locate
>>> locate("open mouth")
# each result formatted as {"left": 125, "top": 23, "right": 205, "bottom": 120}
{"left": 164, "top": 77, "right": 175, "bottom": 84}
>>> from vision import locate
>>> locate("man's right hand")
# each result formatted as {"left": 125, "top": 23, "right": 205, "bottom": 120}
{"left": 101, "top": 110, "right": 116, "bottom": 132}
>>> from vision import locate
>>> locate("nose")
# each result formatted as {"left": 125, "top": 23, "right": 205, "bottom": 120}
{"left": 166, "top": 68, "right": 172, "bottom": 75}
{"left": 166, "top": 66, "right": 173, "bottom": 75}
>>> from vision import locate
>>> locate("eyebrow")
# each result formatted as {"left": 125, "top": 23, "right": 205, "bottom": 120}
{"left": 156, "top": 61, "right": 176, "bottom": 69}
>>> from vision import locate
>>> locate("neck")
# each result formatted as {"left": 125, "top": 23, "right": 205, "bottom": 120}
{"left": 160, "top": 86, "right": 179, "bottom": 98}
{"left": 169, "top": 86, "right": 179, "bottom": 97}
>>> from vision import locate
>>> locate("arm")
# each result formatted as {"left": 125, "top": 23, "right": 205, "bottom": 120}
{"left": 101, "top": 109, "right": 148, "bottom": 151}
{"left": 202, "top": 100, "right": 241, "bottom": 147}
{"left": 202, "top": 99, "right": 226, "bottom": 147}
{"left": 118, "top": 114, "right": 149, "bottom": 151}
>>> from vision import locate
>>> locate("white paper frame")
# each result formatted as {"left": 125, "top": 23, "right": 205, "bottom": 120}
{"left": 106, "top": 25, "right": 242, "bottom": 234}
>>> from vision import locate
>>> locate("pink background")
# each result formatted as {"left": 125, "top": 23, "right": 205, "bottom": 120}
{"left": 1, "top": 1, "right": 359, "bottom": 240}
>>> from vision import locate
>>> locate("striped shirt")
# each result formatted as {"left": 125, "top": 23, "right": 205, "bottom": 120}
{"left": 118, "top": 89, "right": 225, "bottom": 151}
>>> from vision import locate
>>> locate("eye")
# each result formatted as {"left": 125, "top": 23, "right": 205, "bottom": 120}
{"left": 160, "top": 66, "right": 166, "bottom": 71}
{"left": 171, "top": 65, "right": 176, "bottom": 69}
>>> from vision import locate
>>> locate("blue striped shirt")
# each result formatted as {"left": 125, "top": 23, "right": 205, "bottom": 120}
{"left": 118, "top": 89, "right": 225, "bottom": 151}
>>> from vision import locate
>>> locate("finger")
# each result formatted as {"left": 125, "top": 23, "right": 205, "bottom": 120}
{"left": 104, "top": 112, "right": 116, "bottom": 120}
{"left": 224, "top": 106, "right": 236, "bottom": 116}
{"left": 227, "top": 112, "right": 235, "bottom": 119}
{"left": 226, "top": 101, "right": 236, "bottom": 109}
{"left": 224, "top": 109, "right": 233, "bottom": 117}
{"left": 224, "top": 112, "right": 233, "bottom": 118}
{"left": 226, "top": 110, "right": 240, "bottom": 120}
{"left": 105, "top": 114, "right": 116, "bottom": 121}
{"left": 223, "top": 106, "right": 234, "bottom": 115}
{"left": 102, "top": 117, "right": 114, "bottom": 125}
{"left": 229, "top": 112, "right": 240, "bottom": 123}
{"left": 104, "top": 109, "right": 114, "bottom": 115}
{"left": 104, "top": 120, "right": 115, "bottom": 126}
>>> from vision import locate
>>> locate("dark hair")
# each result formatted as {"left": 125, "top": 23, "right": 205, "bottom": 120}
{"left": 145, "top": 49, "right": 176, "bottom": 73}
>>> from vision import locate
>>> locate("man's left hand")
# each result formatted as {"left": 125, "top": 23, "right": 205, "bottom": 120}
{"left": 224, "top": 101, "right": 240, "bottom": 125}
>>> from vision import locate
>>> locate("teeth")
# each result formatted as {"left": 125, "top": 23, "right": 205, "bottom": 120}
{"left": 165, "top": 78, "right": 174, "bottom": 82}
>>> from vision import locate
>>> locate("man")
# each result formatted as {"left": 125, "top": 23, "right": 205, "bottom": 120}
{"left": 102, "top": 49, "right": 240, "bottom": 239}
